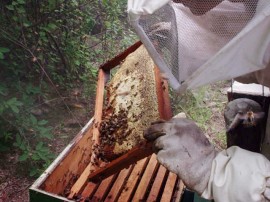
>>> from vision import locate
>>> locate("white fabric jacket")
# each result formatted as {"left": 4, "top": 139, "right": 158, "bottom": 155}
{"left": 202, "top": 146, "right": 270, "bottom": 202}
{"left": 128, "top": 0, "right": 270, "bottom": 92}
{"left": 176, "top": 0, "right": 270, "bottom": 91}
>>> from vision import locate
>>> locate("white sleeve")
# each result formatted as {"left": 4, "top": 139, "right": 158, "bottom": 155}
{"left": 201, "top": 146, "right": 270, "bottom": 202}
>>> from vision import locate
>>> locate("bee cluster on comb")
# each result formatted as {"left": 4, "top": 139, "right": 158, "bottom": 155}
{"left": 96, "top": 45, "right": 160, "bottom": 161}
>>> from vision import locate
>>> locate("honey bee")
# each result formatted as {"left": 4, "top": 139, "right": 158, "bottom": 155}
{"left": 245, "top": 110, "right": 255, "bottom": 125}
{"left": 116, "top": 90, "right": 130, "bottom": 96}
{"left": 227, "top": 109, "right": 265, "bottom": 133}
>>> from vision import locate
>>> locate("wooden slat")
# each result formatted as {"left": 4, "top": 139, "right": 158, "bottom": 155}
{"left": 68, "top": 69, "right": 106, "bottom": 199}
{"left": 173, "top": 180, "right": 185, "bottom": 202}
{"left": 100, "top": 41, "right": 142, "bottom": 71}
{"left": 91, "top": 174, "right": 118, "bottom": 202}
{"left": 104, "top": 165, "right": 133, "bottom": 202}
{"left": 132, "top": 154, "right": 159, "bottom": 201}
{"left": 81, "top": 182, "right": 98, "bottom": 202}
{"left": 93, "top": 69, "right": 106, "bottom": 144}
{"left": 117, "top": 157, "right": 149, "bottom": 202}
{"left": 160, "top": 172, "right": 178, "bottom": 202}
{"left": 88, "top": 141, "right": 153, "bottom": 182}
{"left": 42, "top": 126, "right": 93, "bottom": 195}
{"left": 68, "top": 154, "right": 100, "bottom": 199}
{"left": 146, "top": 165, "right": 167, "bottom": 202}
{"left": 154, "top": 66, "right": 173, "bottom": 120}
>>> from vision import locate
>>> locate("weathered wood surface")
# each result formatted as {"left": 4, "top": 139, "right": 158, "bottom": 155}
{"left": 41, "top": 125, "right": 93, "bottom": 195}
{"left": 173, "top": 180, "right": 185, "bottom": 202}
{"left": 68, "top": 69, "right": 106, "bottom": 199}
{"left": 160, "top": 172, "right": 178, "bottom": 202}
{"left": 91, "top": 175, "right": 118, "bottom": 202}
{"left": 117, "top": 158, "right": 149, "bottom": 201}
{"left": 100, "top": 41, "right": 142, "bottom": 71}
{"left": 104, "top": 165, "right": 133, "bottom": 201}
{"left": 88, "top": 141, "right": 153, "bottom": 182}
{"left": 132, "top": 154, "right": 160, "bottom": 201}
{"left": 80, "top": 182, "right": 97, "bottom": 202}
{"left": 154, "top": 66, "right": 173, "bottom": 120}
{"left": 146, "top": 165, "right": 168, "bottom": 202}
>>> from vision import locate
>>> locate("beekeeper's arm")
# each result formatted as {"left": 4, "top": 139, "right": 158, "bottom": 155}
{"left": 144, "top": 118, "right": 270, "bottom": 202}
{"left": 171, "top": 0, "right": 270, "bottom": 87}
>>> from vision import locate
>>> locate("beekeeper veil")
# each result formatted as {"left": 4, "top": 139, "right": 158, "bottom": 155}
{"left": 127, "top": 0, "right": 270, "bottom": 93}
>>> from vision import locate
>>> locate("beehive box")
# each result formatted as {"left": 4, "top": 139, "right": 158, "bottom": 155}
{"left": 29, "top": 42, "right": 185, "bottom": 202}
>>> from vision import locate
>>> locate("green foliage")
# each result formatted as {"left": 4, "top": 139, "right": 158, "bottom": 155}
{"left": 13, "top": 134, "right": 55, "bottom": 176}
{"left": 0, "top": 0, "right": 136, "bottom": 85}
{"left": 171, "top": 87, "right": 212, "bottom": 130}
{"left": 215, "top": 131, "right": 227, "bottom": 149}
{"left": 0, "top": 82, "right": 54, "bottom": 176}
{"left": 0, "top": 97, "right": 23, "bottom": 114}
{"left": 0, "top": 0, "right": 137, "bottom": 177}
{"left": 171, "top": 83, "right": 228, "bottom": 149}
{"left": 0, "top": 47, "right": 10, "bottom": 59}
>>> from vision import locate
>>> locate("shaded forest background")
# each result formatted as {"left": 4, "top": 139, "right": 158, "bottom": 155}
{"left": 0, "top": 0, "right": 137, "bottom": 177}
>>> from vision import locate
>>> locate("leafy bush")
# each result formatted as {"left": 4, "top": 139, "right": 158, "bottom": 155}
{"left": 0, "top": 0, "right": 137, "bottom": 176}
{"left": 171, "top": 87, "right": 212, "bottom": 130}
{"left": 0, "top": 81, "right": 55, "bottom": 176}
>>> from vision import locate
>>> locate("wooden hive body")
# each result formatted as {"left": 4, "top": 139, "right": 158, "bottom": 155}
{"left": 29, "top": 42, "right": 185, "bottom": 202}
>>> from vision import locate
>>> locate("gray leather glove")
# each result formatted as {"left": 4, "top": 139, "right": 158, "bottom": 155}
{"left": 144, "top": 116, "right": 270, "bottom": 201}
{"left": 144, "top": 117, "right": 217, "bottom": 195}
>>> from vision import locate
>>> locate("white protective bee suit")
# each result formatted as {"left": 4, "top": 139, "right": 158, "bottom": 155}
{"left": 128, "top": 0, "right": 270, "bottom": 201}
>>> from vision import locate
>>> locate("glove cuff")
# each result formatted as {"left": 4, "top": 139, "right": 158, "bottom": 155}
{"left": 201, "top": 146, "right": 270, "bottom": 201}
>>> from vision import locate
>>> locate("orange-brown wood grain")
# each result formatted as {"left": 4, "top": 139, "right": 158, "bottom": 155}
{"left": 68, "top": 69, "right": 106, "bottom": 199}
{"left": 160, "top": 172, "right": 178, "bottom": 202}
{"left": 154, "top": 66, "right": 173, "bottom": 120}
{"left": 104, "top": 165, "right": 133, "bottom": 202}
{"left": 117, "top": 157, "right": 149, "bottom": 202}
{"left": 132, "top": 154, "right": 159, "bottom": 201}
{"left": 41, "top": 126, "right": 93, "bottom": 195}
{"left": 88, "top": 141, "right": 153, "bottom": 183}
{"left": 147, "top": 165, "right": 168, "bottom": 202}
{"left": 93, "top": 69, "right": 106, "bottom": 144}
{"left": 100, "top": 41, "right": 142, "bottom": 71}
{"left": 80, "top": 182, "right": 98, "bottom": 202}
{"left": 91, "top": 174, "right": 118, "bottom": 202}
{"left": 174, "top": 180, "right": 185, "bottom": 202}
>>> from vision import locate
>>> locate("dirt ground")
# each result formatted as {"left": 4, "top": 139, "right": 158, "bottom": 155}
{"left": 0, "top": 87, "right": 94, "bottom": 202}
{"left": 204, "top": 82, "right": 230, "bottom": 150}
{"left": 0, "top": 82, "right": 230, "bottom": 202}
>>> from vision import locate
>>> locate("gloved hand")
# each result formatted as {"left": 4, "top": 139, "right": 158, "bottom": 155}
{"left": 144, "top": 116, "right": 270, "bottom": 201}
{"left": 144, "top": 117, "right": 217, "bottom": 195}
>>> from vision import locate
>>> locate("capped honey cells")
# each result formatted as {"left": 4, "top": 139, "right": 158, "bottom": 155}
{"left": 97, "top": 45, "right": 160, "bottom": 161}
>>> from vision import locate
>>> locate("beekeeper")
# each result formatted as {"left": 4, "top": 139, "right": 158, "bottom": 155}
{"left": 128, "top": 0, "right": 270, "bottom": 201}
